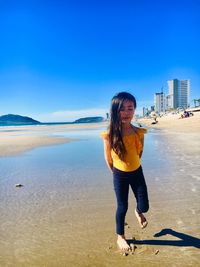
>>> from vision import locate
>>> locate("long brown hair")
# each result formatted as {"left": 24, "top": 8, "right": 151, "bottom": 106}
{"left": 109, "top": 92, "right": 136, "bottom": 160}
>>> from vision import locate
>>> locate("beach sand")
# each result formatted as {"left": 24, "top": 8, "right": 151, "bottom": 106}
{"left": 138, "top": 110, "right": 200, "bottom": 133}
{"left": 0, "top": 117, "right": 200, "bottom": 267}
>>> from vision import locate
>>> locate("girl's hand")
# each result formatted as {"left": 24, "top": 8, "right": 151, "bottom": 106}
{"left": 103, "top": 139, "right": 113, "bottom": 171}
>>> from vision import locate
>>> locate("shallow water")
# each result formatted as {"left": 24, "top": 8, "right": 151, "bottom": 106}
{"left": 0, "top": 127, "right": 199, "bottom": 267}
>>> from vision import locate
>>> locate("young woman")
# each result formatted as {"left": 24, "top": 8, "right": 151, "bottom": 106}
{"left": 101, "top": 92, "right": 149, "bottom": 251}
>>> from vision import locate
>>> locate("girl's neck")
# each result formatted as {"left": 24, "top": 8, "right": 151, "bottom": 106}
{"left": 122, "top": 122, "right": 132, "bottom": 130}
{"left": 121, "top": 123, "right": 134, "bottom": 136}
{"left": 121, "top": 123, "right": 135, "bottom": 136}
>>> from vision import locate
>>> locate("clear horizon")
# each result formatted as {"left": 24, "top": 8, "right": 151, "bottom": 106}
{"left": 0, "top": 1, "right": 200, "bottom": 122}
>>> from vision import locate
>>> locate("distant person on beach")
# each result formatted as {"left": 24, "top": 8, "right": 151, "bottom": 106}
{"left": 151, "top": 116, "right": 158, "bottom": 124}
{"left": 180, "top": 110, "right": 193, "bottom": 119}
{"left": 101, "top": 92, "right": 149, "bottom": 252}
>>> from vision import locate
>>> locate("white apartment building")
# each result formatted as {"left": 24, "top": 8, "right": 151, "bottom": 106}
{"left": 167, "top": 79, "right": 190, "bottom": 109}
{"left": 154, "top": 92, "right": 165, "bottom": 113}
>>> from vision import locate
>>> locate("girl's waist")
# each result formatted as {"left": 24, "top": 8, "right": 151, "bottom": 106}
{"left": 113, "top": 165, "right": 142, "bottom": 176}
{"left": 112, "top": 157, "right": 141, "bottom": 173}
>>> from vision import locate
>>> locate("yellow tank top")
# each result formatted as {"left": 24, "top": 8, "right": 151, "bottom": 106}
{"left": 101, "top": 127, "right": 147, "bottom": 172}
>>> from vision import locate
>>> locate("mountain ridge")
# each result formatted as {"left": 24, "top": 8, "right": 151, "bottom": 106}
{"left": 0, "top": 114, "right": 105, "bottom": 126}
{"left": 0, "top": 114, "right": 41, "bottom": 126}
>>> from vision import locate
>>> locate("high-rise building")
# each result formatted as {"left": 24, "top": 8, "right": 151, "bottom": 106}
{"left": 154, "top": 92, "right": 165, "bottom": 113}
{"left": 167, "top": 79, "right": 190, "bottom": 109}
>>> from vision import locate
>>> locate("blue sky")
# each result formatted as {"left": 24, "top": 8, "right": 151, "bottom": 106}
{"left": 0, "top": 0, "right": 200, "bottom": 122}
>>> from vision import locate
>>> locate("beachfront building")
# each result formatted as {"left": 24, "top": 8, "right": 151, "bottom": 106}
{"left": 154, "top": 92, "right": 165, "bottom": 114}
{"left": 151, "top": 106, "right": 155, "bottom": 112}
{"left": 143, "top": 107, "right": 149, "bottom": 117}
{"left": 166, "top": 94, "right": 173, "bottom": 110}
{"left": 167, "top": 79, "right": 190, "bottom": 109}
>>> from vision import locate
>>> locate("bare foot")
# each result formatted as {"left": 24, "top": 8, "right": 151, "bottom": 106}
{"left": 117, "top": 235, "right": 130, "bottom": 251}
{"left": 135, "top": 209, "right": 148, "bottom": 229}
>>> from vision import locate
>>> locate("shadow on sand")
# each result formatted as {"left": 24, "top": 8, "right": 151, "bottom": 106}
{"left": 127, "top": 228, "right": 200, "bottom": 249}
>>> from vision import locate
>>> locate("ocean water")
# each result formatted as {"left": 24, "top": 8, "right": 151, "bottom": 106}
{"left": 0, "top": 127, "right": 172, "bottom": 202}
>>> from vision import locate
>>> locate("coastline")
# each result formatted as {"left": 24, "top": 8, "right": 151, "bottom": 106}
{"left": 0, "top": 122, "right": 108, "bottom": 157}
{"left": 1, "top": 111, "right": 200, "bottom": 157}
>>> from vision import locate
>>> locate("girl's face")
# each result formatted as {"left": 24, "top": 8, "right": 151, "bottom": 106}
{"left": 119, "top": 100, "right": 135, "bottom": 124}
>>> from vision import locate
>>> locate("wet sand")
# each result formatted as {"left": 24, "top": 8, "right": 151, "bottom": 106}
{"left": 0, "top": 122, "right": 108, "bottom": 157}
{"left": 0, "top": 119, "right": 200, "bottom": 266}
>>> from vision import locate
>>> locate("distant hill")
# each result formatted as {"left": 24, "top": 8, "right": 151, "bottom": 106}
{"left": 74, "top": 116, "right": 104, "bottom": 123}
{"left": 0, "top": 114, "right": 41, "bottom": 126}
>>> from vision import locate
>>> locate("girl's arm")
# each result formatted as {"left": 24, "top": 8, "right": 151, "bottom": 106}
{"left": 139, "top": 135, "right": 144, "bottom": 158}
{"left": 103, "top": 139, "right": 113, "bottom": 172}
{"left": 133, "top": 125, "right": 145, "bottom": 158}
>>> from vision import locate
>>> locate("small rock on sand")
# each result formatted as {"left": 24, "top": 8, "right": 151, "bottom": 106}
{"left": 15, "top": 184, "right": 23, "bottom": 188}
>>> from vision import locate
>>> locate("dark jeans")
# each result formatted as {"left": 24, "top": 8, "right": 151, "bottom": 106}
{"left": 113, "top": 165, "right": 149, "bottom": 235}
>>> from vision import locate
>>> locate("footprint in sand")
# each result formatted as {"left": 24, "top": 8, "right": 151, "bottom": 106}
{"left": 191, "top": 187, "right": 196, "bottom": 192}
{"left": 192, "top": 175, "right": 200, "bottom": 181}
{"left": 191, "top": 209, "right": 196, "bottom": 215}
{"left": 176, "top": 219, "right": 183, "bottom": 225}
